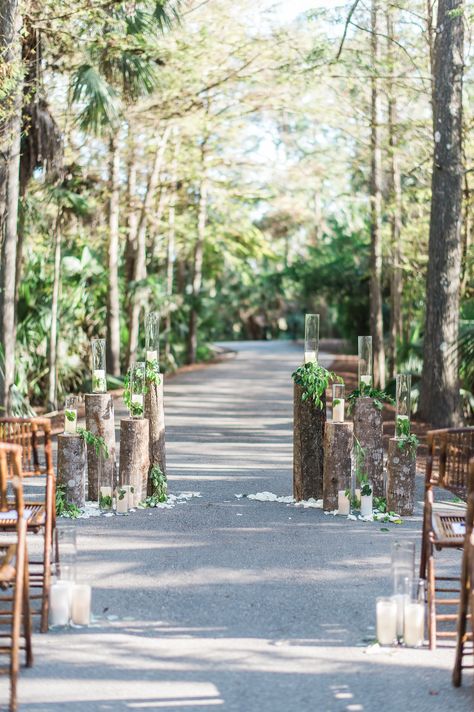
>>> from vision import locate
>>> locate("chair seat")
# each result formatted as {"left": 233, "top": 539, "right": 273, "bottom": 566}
{"left": 432, "top": 510, "right": 466, "bottom": 544}
{"left": 0, "top": 506, "right": 45, "bottom": 528}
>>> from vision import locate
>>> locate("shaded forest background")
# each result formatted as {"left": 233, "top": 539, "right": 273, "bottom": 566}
{"left": 0, "top": 0, "right": 473, "bottom": 425}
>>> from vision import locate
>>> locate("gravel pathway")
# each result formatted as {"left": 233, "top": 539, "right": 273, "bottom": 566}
{"left": 5, "top": 341, "right": 472, "bottom": 711}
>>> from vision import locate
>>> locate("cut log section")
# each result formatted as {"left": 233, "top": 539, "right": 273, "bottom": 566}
{"left": 323, "top": 421, "right": 353, "bottom": 511}
{"left": 293, "top": 383, "right": 326, "bottom": 501}
{"left": 57, "top": 434, "right": 86, "bottom": 508}
{"left": 119, "top": 418, "right": 150, "bottom": 507}
{"left": 144, "top": 376, "right": 167, "bottom": 496}
{"left": 386, "top": 437, "right": 416, "bottom": 515}
{"left": 353, "top": 396, "right": 384, "bottom": 497}
{"left": 85, "top": 393, "right": 116, "bottom": 501}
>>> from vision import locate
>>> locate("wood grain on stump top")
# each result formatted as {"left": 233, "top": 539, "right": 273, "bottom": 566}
{"left": 293, "top": 383, "right": 326, "bottom": 501}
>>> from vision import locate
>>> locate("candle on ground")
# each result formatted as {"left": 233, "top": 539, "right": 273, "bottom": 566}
{"left": 403, "top": 602, "right": 424, "bottom": 647}
{"left": 71, "top": 584, "right": 91, "bottom": 626}
{"left": 376, "top": 597, "right": 397, "bottom": 645}
{"left": 332, "top": 399, "right": 345, "bottom": 422}
{"left": 49, "top": 581, "right": 72, "bottom": 626}
{"left": 122, "top": 485, "right": 135, "bottom": 509}
{"left": 304, "top": 350, "right": 317, "bottom": 364}
{"left": 337, "top": 490, "right": 350, "bottom": 515}
{"left": 116, "top": 490, "right": 128, "bottom": 514}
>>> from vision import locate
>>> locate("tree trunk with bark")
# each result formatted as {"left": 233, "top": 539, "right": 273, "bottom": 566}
{"left": 47, "top": 212, "right": 61, "bottom": 410}
{"left": 163, "top": 130, "right": 179, "bottom": 362}
{"left": 386, "top": 438, "right": 416, "bottom": 515}
{"left": 0, "top": 0, "right": 23, "bottom": 414}
{"left": 85, "top": 393, "right": 116, "bottom": 501}
{"left": 323, "top": 421, "right": 353, "bottom": 511}
{"left": 419, "top": 0, "right": 464, "bottom": 427}
{"left": 106, "top": 133, "right": 121, "bottom": 376}
{"left": 188, "top": 168, "right": 208, "bottom": 365}
{"left": 293, "top": 384, "right": 326, "bottom": 501}
{"left": 119, "top": 418, "right": 149, "bottom": 507}
{"left": 57, "top": 434, "right": 86, "bottom": 508}
{"left": 369, "top": 0, "right": 385, "bottom": 389}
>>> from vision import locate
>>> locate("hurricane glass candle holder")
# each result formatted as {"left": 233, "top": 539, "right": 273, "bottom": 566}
{"left": 98, "top": 452, "right": 113, "bottom": 511}
{"left": 304, "top": 313, "right": 319, "bottom": 364}
{"left": 358, "top": 335, "right": 372, "bottom": 388}
{"left": 64, "top": 396, "right": 78, "bottom": 435}
{"left": 395, "top": 374, "right": 412, "bottom": 438}
{"left": 145, "top": 311, "right": 160, "bottom": 366}
{"left": 332, "top": 383, "right": 345, "bottom": 422}
{"left": 129, "top": 362, "right": 145, "bottom": 419}
{"left": 91, "top": 339, "right": 107, "bottom": 393}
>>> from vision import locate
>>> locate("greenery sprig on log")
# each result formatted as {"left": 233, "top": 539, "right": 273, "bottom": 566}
{"left": 77, "top": 427, "right": 109, "bottom": 459}
{"left": 347, "top": 384, "right": 394, "bottom": 413}
{"left": 291, "top": 362, "right": 341, "bottom": 410}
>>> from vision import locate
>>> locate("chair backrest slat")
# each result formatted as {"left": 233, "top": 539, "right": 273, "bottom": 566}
{"left": 427, "top": 427, "right": 474, "bottom": 500}
{"left": 0, "top": 442, "right": 24, "bottom": 519}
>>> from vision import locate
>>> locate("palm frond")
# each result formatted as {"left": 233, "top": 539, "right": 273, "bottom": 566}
{"left": 71, "top": 65, "right": 120, "bottom": 134}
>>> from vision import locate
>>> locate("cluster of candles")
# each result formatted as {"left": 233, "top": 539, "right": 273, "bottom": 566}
{"left": 49, "top": 526, "right": 92, "bottom": 628}
{"left": 99, "top": 482, "right": 135, "bottom": 513}
{"left": 376, "top": 541, "right": 425, "bottom": 647}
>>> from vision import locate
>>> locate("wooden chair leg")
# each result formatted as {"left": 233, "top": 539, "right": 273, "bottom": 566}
{"left": 23, "top": 561, "right": 33, "bottom": 668}
{"left": 40, "top": 518, "right": 53, "bottom": 633}
{"left": 427, "top": 546, "right": 437, "bottom": 650}
{"left": 11, "top": 540, "right": 26, "bottom": 712}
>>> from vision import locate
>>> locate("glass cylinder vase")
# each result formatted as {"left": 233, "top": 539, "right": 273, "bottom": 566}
{"left": 332, "top": 383, "right": 345, "bottom": 422}
{"left": 358, "top": 336, "right": 372, "bottom": 388}
{"left": 129, "top": 362, "right": 145, "bottom": 419}
{"left": 145, "top": 312, "right": 160, "bottom": 366}
{"left": 98, "top": 452, "right": 113, "bottom": 511}
{"left": 91, "top": 339, "right": 107, "bottom": 393}
{"left": 396, "top": 374, "right": 412, "bottom": 438}
{"left": 64, "top": 396, "right": 78, "bottom": 435}
{"left": 304, "top": 314, "right": 319, "bottom": 364}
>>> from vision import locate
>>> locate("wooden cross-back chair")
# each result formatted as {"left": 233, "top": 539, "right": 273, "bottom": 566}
{"left": 0, "top": 418, "right": 55, "bottom": 633}
{"left": 420, "top": 427, "right": 474, "bottom": 649}
{"left": 0, "top": 443, "right": 33, "bottom": 712}
{"left": 452, "top": 457, "right": 474, "bottom": 687}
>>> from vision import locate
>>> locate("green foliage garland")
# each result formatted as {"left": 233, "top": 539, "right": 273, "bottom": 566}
{"left": 55, "top": 484, "right": 81, "bottom": 518}
{"left": 347, "top": 384, "right": 395, "bottom": 413}
{"left": 291, "top": 362, "right": 340, "bottom": 410}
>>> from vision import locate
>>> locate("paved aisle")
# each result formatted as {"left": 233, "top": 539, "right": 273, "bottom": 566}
{"left": 7, "top": 342, "right": 473, "bottom": 711}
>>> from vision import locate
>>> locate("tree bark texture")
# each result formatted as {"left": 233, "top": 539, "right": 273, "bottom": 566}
{"left": 420, "top": 0, "right": 464, "bottom": 427}
{"left": 119, "top": 418, "right": 149, "bottom": 507}
{"left": 369, "top": 0, "right": 386, "bottom": 389}
{"left": 0, "top": 0, "right": 22, "bottom": 414}
{"left": 323, "top": 421, "right": 353, "bottom": 511}
{"left": 144, "top": 377, "right": 167, "bottom": 495}
{"left": 188, "top": 144, "right": 208, "bottom": 365}
{"left": 353, "top": 396, "right": 384, "bottom": 497}
{"left": 47, "top": 213, "right": 61, "bottom": 410}
{"left": 106, "top": 133, "right": 121, "bottom": 376}
{"left": 386, "top": 437, "right": 416, "bottom": 515}
{"left": 164, "top": 129, "right": 179, "bottom": 361}
{"left": 85, "top": 393, "right": 116, "bottom": 501}
{"left": 293, "top": 383, "right": 326, "bottom": 501}
{"left": 57, "top": 434, "right": 86, "bottom": 508}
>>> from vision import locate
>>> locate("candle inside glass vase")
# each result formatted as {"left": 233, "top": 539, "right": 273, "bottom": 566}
{"left": 337, "top": 490, "right": 350, "bottom": 515}
{"left": 395, "top": 374, "right": 411, "bottom": 438}
{"left": 129, "top": 362, "right": 145, "bottom": 418}
{"left": 71, "top": 584, "right": 92, "bottom": 626}
{"left": 145, "top": 311, "right": 160, "bottom": 367}
{"left": 64, "top": 395, "right": 78, "bottom": 435}
{"left": 358, "top": 336, "right": 373, "bottom": 389}
{"left": 91, "top": 338, "right": 107, "bottom": 393}
{"left": 332, "top": 383, "right": 345, "bottom": 422}
{"left": 376, "top": 597, "right": 397, "bottom": 646}
{"left": 304, "top": 313, "right": 319, "bottom": 364}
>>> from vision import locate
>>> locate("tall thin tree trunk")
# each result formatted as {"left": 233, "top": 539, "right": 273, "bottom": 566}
{"left": 125, "top": 138, "right": 138, "bottom": 291}
{"left": 164, "top": 131, "right": 179, "bottom": 362}
{"left": 106, "top": 133, "right": 121, "bottom": 376}
{"left": 47, "top": 212, "right": 61, "bottom": 410}
{"left": 188, "top": 167, "right": 208, "bottom": 365}
{"left": 127, "top": 126, "right": 170, "bottom": 367}
{"left": 0, "top": 0, "right": 22, "bottom": 413}
{"left": 369, "top": 0, "right": 385, "bottom": 388}
{"left": 387, "top": 7, "right": 402, "bottom": 380}
{"left": 419, "top": 0, "right": 464, "bottom": 426}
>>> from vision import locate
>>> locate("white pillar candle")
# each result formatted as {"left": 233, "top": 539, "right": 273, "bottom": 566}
{"left": 376, "top": 598, "right": 397, "bottom": 645}
{"left": 332, "top": 399, "right": 345, "bottom": 422}
{"left": 93, "top": 369, "right": 106, "bottom": 392}
{"left": 337, "top": 490, "right": 350, "bottom": 515}
{"left": 360, "top": 493, "right": 373, "bottom": 517}
{"left": 355, "top": 488, "right": 361, "bottom": 501}
{"left": 121, "top": 485, "right": 135, "bottom": 509}
{"left": 146, "top": 350, "right": 158, "bottom": 363}
{"left": 404, "top": 601, "right": 424, "bottom": 647}
{"left": 116, "top": 490, "right": 128, "bottom": 514}
{"left": 71, "top": 584, "right": 91, "bottom": 626}
{"left": 64, "top": 409, "right": 77, "bottom": 435}
{"left": 132, "top": 393, "right": 144, "bottom": 407}
{"left": 100, "top": 486, "right": 112, "bottom": 497}
{"left": 360, "top": 375, "right": 372, "bottom": 387}
{"left": 304, "top": 350, "right": 317, "bottom": 364}
{"left": 49, "top": 581, "right": 72, "bottom": 626}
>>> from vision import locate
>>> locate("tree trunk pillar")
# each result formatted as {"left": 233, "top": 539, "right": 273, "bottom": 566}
{"left": 386, "top": 437, "right": 416, "bottom": 515}
{"left": 57, "top": 434, "right": 86, "bottom": 508}
{"left": 293, "top": 383, "right": 326, "bottom": 501}
{"left": 144, "top": 376, "right": 167, "bottom": 496}
{"left": 353, "top": 396, "right": 384, "bottom": 497}
{"left": 323, "top": 421, "right": 353, "bottom": 511}
{"left": 119, "top": 418, "right": 149, "bottom": 507}
{"left": 85, "top": 393, "right": 116, "bottom": 501}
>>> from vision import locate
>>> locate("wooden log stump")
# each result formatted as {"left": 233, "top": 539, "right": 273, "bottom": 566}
{"left": 144, "top": 376, "right": 167, "bottom": 496}
{"left": 353, "top": 396, "right": 384, "bottom": 497}
{"left": 119, "top": 418, "right": 150, "bottom": 507}
{"left": 323, "top": 421, "right": 353, "bottom": 511}
{"left": 57, "top": 434, "right": 86, "bottom": 508}
{"left": 85, "top": 393, "right": 116, "bottom": 501}
{"left": 293, "top": 383, "right": 326, "bottom": 501}
{"left": 386, "top": 437, "right": 416, "bottom": 515}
